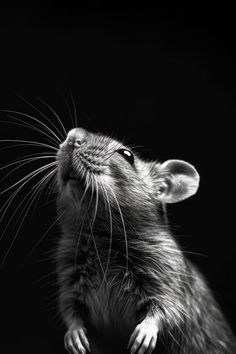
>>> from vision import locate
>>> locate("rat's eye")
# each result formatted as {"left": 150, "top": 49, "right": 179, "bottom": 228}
{"left": 116, "top": 148, "right": 134, "bottom": 165}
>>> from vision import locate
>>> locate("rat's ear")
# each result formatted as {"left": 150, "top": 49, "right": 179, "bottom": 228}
{"left": 155, "top": 159, "right": 200, "bottom": 203}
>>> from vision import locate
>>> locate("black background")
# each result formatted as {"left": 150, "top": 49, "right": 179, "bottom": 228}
{"left": 0, "top": 3, "right": 235, "bottom": 353}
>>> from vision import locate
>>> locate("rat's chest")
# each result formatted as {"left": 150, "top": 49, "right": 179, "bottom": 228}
{"left": 85, "top": 274, "right": 136, "bottom": 330}
{"left": 75, "top": 246, "right": 138, "bottom": 331}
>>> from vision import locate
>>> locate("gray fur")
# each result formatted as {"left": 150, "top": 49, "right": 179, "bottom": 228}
{"left": 56, "top": 128, "right": 236, "bottom": 353}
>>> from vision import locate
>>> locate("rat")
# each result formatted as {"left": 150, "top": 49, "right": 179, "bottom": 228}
{"left": 56, "top": 127, "right": 236, "bottom": 354}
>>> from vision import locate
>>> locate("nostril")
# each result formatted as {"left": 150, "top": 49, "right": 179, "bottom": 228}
{"left": 62, "top": 128, "right": 87, "bottom": 149}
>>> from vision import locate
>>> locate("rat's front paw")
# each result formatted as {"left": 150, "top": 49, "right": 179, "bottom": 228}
{"left": 64, "top": 324, "right": 90, "bottom": 354}
{"left": 128, "top": 318, "right": 158, "bottom": 354}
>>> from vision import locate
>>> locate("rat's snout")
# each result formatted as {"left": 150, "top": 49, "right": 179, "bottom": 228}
{"left": 60, "top": 128, "right": 88, "bottom": 150}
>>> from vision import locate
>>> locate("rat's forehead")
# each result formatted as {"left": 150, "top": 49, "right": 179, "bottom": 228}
{"left": 66, "top": 128, "right": 121, "bottom": 143}
{"left": 91, "top": 132, "right": 123, "bottom": 150}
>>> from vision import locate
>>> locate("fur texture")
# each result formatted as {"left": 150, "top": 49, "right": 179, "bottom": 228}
{"left": 56, "top": 128, "right": 236, "bottom": 353}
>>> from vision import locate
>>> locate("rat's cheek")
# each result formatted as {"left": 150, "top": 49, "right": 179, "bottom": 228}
{"left": 96, "top": 174, "right": 120, "bottom": 197}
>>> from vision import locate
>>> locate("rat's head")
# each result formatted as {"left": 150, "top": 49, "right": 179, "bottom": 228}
{"left": 56, "top": 128, "right": 199, "bottom": 230}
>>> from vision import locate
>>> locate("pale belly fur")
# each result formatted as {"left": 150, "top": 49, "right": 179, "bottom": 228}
{"left": 84, "top": 271, "right": 137, "bottom": 338}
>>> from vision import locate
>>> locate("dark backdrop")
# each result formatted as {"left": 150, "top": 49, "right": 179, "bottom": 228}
{"left": 0, "top": 4, "right": 235, "bottom": 353}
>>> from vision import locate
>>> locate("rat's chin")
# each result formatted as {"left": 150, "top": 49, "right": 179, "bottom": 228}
{"left": 57, "top": 169, "right": 91, "bottom": 202}
{"left": 58, "top": 174, "right": 82, "bottom": 192}
{"left": 67, "top": 177, "right": 80, "bottom": 185}
{"left": 66, "top": 178, "right": 84, "bottom": 193}
{"left": 60, "top": 179, "right": 86, "bottom": 202}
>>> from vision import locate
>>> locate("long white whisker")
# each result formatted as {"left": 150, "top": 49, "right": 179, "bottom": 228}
{"left": 106, "top": 184, "right": 129, "bottom": 276}
{"left": 89, "top": 175, "right": 106, "bottom": 283}
{"left": 91, "top": 177, "right": 99, "bottom": 228}
{"left": 0, "top": 156, "right": 55, "bottom": 183}
{"left": 0, "top": 167, "right": 56, "bottom": 238}
{"left": 24, "top": 208, "right": 64, "bottom": 266}
{"left": 1, "top": 109, "right": 62, "bottom": 143}
{"left": 0, "top": 168, "right": 56, "bottom": 269}
{"left": 99, "top": 142, "right": 123, "bottom": 161}
{"left": 2, "top": 116, "right": 60, "bottom": 146}
{"left": 0, "top": 139, "right": 58, "bottom": 151}
{"left": 44, "top": 172, "right": 57, "bottom": 195}
{"left": 16, "top": 95, "right": 66, "bottom": 140}
{"left": 0, "top": 161, "right": 57, "bottom": 195}
{"left": 0, "top": 185, "right": 24, "bottom": 227}
{"left": 74, "top": 174, "right": 93, "bottom": 273}
{"left": 0, "top": 163, "right": 56, "bottom": 217}
{"left": 89, "top": 217, "right": 106, "bottom": 284}
{"left": 100, "top": 180, "right": 113, "bottom": 285}
{"left": 36, "top": 98, "right": 67, "bottom": 138}
{"left": 60, "top": 91, "right": 76, "bottom": 129}
{"left": 80, "top": 173, "right": 91, "bottom": 204}
{"left": 0, "top": 152, "right": 55, "bottom": 172}
{"left": 69, "top": 90, "right": 78, "bottom": 128}
{"left": 168, "top": 331, "right": 184, "bottom": 351}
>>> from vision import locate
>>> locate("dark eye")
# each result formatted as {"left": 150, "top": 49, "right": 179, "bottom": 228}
{"left": 117, "top": 148, "right": 134, "bottom": 165}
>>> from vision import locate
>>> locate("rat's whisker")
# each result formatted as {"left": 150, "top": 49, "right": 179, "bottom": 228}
{"left": 106, "top": 185, "right": 129, "bottom": 278}
{"left": 100, "top": 180, "right": 113, "bottom": 286}
{"left": 99, "top": 143, "right": 123, "bottom": 162}
{"left": 79, "top": 173, "right": 90, "bottom": 204}
{"left": 36, "top": 98, "right": 67, "bottom": 138}
{"left": 0, "top": 139, "right": 58, "bottom": 151}
{"left": 0, "top": 155, "right": 55, "bottom": 179}
{"left": 60, "top": 91, "right": 76, "bottom": 129}
{"left": 89, "top": 175, "right": 106, "bottom": 283}
{"left": 0, "top": 166, "right": 56, "bottom": 234}
{"left": 73, "top": 175, "right": 96, "bottom": 274}
{"left": 168, "top": 331, "right": 184, "bottom": 351}
{"left": 1, "top": 109, "right": 62, "bottom": 143}
{"left": 24, "top": 208, "right": 64, "bottom": 266}
{"left": 1, "top": 116, "right": 60, "bottom": 147}
{"left": 3, "top": 168, "right": 56, "bottom": 240}
{"left": 69, "top": 90, "right": 78, "bottom": 129}
{"left": 17, "top": 95, "right": 66, "bottom": 140}
{"left": 0, "top": 161, "right": 57, "bottom": 195}
{"left": 91, "top": 177, "right": 99, "bottom": 228}
{"left": 73, "top": 173, "right": 94, "bottom": 273}
{"left": 89, "top": 218, "right": 106, "bottom": 284}
{"left": 0, "top": 166, "right": 56, "bottom": 228}
{"left": 0, "top": 168, "right": 56, "bottom": 269}
{"left": 99, "top": 142, "right": 121, "bottom": 157}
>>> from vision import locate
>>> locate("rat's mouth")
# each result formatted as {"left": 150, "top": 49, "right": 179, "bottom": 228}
{"left": 60, "top": 164, "right": 81, "bottom": 183}
{"left": 68, "top": 169, "right": 79, "bottom": 180}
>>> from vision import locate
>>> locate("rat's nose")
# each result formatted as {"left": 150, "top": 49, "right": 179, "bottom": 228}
{"left": 60, "top": 128, "right": 88, "bottom": 149}
{"left": 68, "top": 128, "right": 87, "bottom": 147}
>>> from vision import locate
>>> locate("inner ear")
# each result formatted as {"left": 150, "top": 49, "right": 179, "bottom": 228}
{"left": 156, "top": 159, "right": 200, "bottom": 203}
